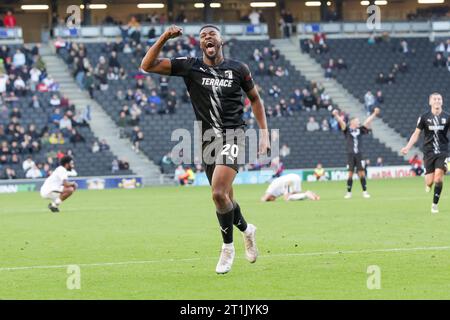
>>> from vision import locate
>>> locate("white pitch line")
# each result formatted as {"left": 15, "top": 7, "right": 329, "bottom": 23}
{"left": 1, "top": 245, "right": 450, "bottom": 272}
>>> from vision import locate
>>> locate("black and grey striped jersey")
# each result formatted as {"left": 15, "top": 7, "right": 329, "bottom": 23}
{"left": 343, "top": 126, "right": 370, "bottom": 155}
{"left": 170, "top": 57, "right": 254, "bottom": 136}
{"left": 417, "top": 110, "right": 450, "bottom": 156}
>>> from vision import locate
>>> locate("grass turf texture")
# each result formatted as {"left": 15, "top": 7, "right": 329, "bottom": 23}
{"left": 1, "top": 177, "right": 450, "bottom": 299}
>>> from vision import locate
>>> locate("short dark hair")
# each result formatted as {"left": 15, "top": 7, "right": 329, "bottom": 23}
{"left": 199, "top": 24, "right": 221, "bottom": 33}
{"left": 60, "top": 155, "right": 73, "bottom": 167}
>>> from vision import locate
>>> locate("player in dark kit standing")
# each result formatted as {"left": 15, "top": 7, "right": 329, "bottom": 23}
{"left": 332, "top": 107, "right": 380, "bottom": 199}
{"left": 140, "top": 25, "right": 270, "bottom": 274}
{"left": 401, "top": 93, "right": 448, "bottom": 214}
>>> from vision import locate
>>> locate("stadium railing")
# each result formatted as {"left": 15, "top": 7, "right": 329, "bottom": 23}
{"left": 52, "top": 23, "right": 269, "bottom": 38}
{"left": 296, "top": 21, "right": 450, "bottom": 35}
{"left": 0, "top": 27, "right": 23, "bottom": 40}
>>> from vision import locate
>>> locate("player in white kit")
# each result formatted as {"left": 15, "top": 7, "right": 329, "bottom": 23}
{"left": 261, "top": 173, "right": 320, "bottom": 202}
{"left": 40, "top": 156, "right": 78, "bottom": 212}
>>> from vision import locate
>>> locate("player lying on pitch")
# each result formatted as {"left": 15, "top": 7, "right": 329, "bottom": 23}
{"left": 261, "top": 173, "right": 320, "bottom": 202}
{"left": 40, "top": 156, "right": 78, "bottom": 213}
{"left": 401, "top": 93, "right": 448, "bottom": 214}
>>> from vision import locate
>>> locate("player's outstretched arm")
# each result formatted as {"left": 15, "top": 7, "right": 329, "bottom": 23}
{"left": 401, "top": 128, "right": 421, "bottom": 155}
{"left": 363, "top": 107, "right": 380, "bottom": 128}
{"left": 332, "top": 109, "right": 346, "bottom": 131}
{"left": 246, "top": 87, "right": 270, "bottom": 155}
{"left": 140, "top": 25, "right": 183, "bottom": 75}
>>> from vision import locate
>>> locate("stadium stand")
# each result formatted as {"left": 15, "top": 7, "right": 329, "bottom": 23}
{"left": 305, "top": 35, "right": 450, "bottom": 140}
{"left": 0, "top": 44, "right": 133, "bottom": 179}
{"left": 58, "top": 37, "right": 406, "bottom": 176}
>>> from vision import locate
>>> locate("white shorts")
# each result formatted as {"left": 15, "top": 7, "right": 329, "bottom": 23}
{"left": 40, "top": 185, "right": 64, "bottom": 200}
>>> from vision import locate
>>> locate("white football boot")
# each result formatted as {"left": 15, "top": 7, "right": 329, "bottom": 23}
{"left": 216, "top": 243, "right": 235, "bottom": 274}
{"left": 242, "top": 224, "right": 258, "bottom": 263}
{"left": 431, "top": 203, "right": 439, "bottom": 214}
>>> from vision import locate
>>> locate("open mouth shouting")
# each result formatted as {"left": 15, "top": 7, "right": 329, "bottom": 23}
{"left": 205, "top": 41, "right": 217, "bottom": 57}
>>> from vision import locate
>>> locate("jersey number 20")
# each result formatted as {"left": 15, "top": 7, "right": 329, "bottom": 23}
{"left": 221, "top": 144, "right": 239, "bottom": 159}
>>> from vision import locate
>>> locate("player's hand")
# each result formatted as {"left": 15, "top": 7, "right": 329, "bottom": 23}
{"left": 373, "top": 107, "right": 381, "bottom": 116}
{"left": 259, "top": 130, "right": 270, "bottom": 155}
{"left": 400, "top": 147, "right": 409, "bottom": 155}
{"left": 332, "top": 109, "right": 339, "bottom": 117}
{"left": 163, "top": 25, "right": 183, "bottom": 40}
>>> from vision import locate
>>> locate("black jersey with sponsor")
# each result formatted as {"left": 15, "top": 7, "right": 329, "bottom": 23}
{"left": 170, "top": 57, "right": 255, "bottom": 135}
{"left": 343, "top": 126, "right": 370, "bottom": 155}
{"left": 416, "top": 110, "right": 450, "bottom": 156}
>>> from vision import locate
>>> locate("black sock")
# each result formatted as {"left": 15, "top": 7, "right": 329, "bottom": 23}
{"left": 216, "top": 209, "right": 234, "bottom": 244}
{"left": 233, "top": 202, "right": 248, "bottom": 232}
{"left": 360, "top": 177, "right": 367, "bottom": 192}
{"left": 347, "top": 179, "right": 353, "bottom": 192}
{"left": 433, "top": 182, "right": 443, "bottom": 205}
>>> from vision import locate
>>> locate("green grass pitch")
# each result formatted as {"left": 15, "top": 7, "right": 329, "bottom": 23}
{"left": 1, "top": 177, "right": 450, "bottom": 300}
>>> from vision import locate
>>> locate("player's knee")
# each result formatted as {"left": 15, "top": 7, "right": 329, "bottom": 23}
{"left": 434, "top": 177, "right": 443, "bottom": 184}
{"left": 212, "top": 189, "right": 228, "bottom": 205}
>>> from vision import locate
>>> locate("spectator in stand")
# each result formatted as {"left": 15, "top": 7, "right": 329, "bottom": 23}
{"left": 59, "top": 114, "right": 72, "bottom": 132}
{"left": 252, "top": 48, "right": 263, "bottom": 62}
{"left": 118, "top": 158, "right": 130, "bottom": 170}
{"left": 433, "top": 53, "right": 446, "bottom": 67}
{"left": 447, "top": 57, "right": 450, "bottom": 72}
{"left": 376, "top": 72, "right": 386, "bottom": 84}
{"left": 375, "top": 90, "right": 384, "bottom": 105}
{"left": 399, "top": 61, "right": 408, "bottom": 73}
{"left": 3, "top": 167, "right": 17, "bottom": 179}
{"left": 314, "top": 163, "right": 326, "bottom": 181}
{"left": 302, "top": 89, "right": 317, "bottom": 111}
{"left": 26, "top": 163, "right": 42, "bottom": 179}
{"left": 321, "top": 118, "right": 330, "bottom": 131}
{"left": 166, "top": 90, "right": 177, "bottom": 114}
{"left": 324, "top": 58, "right": 336, "bottom": 79}
{"left": 12, "top": 49, "right": 26, "bottom": 68}
{"left": 409, "top": 154, "right": 424, "bottom": 176}
{"left": 376, "top": 157, "right": 384, "bottom": 167}
{"left": 249, "top": 10, "right": 261, "bottom": 25}
{"left": 131, "top": 126, "right": 144, "bottom": 153}
{"left": 336, "top": 58, "right": 348, "bottom": 70}
{"left": 22, "top": 156, "right": 35, "bottom": 174}
{"left": 306, "top": 117, "right": 320, "bottom": 132}
{"left": 99, "top": 139, "right": 110, "bottom": 151}
{"left": 268, "top": 84, "right": 281, "bottom": 98}
{"left": 399, "top": 40, "right": 409, "bottom": 54}
{"left": 29, "top": 66, "right": 42, "bottom": 91}
{"left": 91, "top": 140, "right": 100, "bottom": 153}
{"left": 364, "top": 91, "right": 376, "bottom": 114}
{"left": 387, "top": 72, "right": 395, "bottom": 84}
{"left": 69, "top": 129, "right": 85, "bottom": 144}
{"left": 111, "top": 158, "right": 119, "bottom": 173}
{"left": 108, "top": 51, "right": 121, "bottom": 69}
{"left": 255, "top": 62, "right": 266, "bottom": 76}
{"left": 280, "top": 144, "right": 290, "bottom": 158}
{"left": 49, "top": 108, "right": 62, "bottom": 127}
{"left": 3, "top": 11, "right": 17, "bottom": 28}
{"left": 275, "top": 66, "right": 288, "bottom": 77}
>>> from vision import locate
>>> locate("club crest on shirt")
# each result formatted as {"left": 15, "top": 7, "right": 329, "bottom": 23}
{"left": 224, "top": 70, "right": 233, "bottom": 79}
{"left": 442, "top": 118, "right": 446, "bottom": 124}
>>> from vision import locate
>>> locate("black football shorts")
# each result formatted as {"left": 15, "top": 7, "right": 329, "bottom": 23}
{"left": 203, "top": 130, "right": 246, "bottom": 185}
{"left": 424, "top": 153, "right": 448, "bottom": 174}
